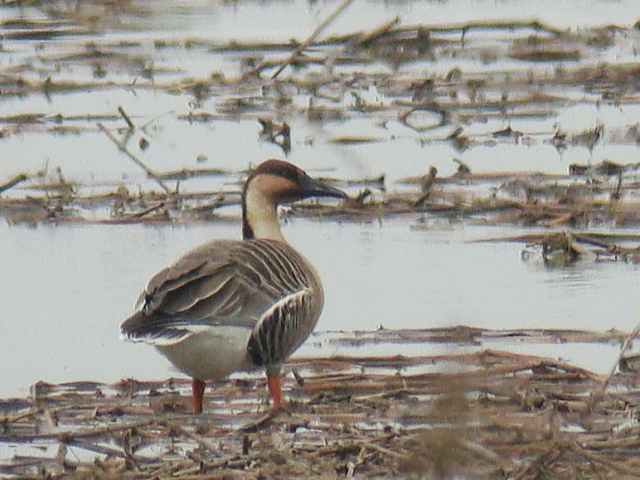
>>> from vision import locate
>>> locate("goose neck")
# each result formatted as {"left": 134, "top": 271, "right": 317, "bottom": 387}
{"left": 242, "top": 187, "right": 285, "bottom": 241}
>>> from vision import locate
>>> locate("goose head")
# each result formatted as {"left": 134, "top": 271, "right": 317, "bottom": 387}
{"left": 242, "top": 159, "right": 347, "bottom": 240}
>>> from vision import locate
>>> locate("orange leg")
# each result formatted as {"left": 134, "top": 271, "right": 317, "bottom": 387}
{"left": 192, "top": 378, "right": 206, "bottom": 414}
{"left": 266, "top": 374, "right": 284, "bottom": 410}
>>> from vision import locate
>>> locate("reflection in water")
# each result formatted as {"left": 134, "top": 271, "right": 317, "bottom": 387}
{"left": 540, "top": 264, "right": 607, "bottom": 290}
{"left": 524, "top": 245, "right": 639, "bottom": 291}
{"left": 1, "top": 218, "right": 639, "bottom": 397}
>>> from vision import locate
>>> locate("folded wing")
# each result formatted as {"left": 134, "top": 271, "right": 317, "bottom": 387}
{"left": 120, "top": 239, "right": 315, "bottom": 348}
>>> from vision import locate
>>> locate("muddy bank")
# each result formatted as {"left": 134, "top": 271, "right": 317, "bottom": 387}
{"left": 2, "top": 328, "right": 640, "bottom": 479}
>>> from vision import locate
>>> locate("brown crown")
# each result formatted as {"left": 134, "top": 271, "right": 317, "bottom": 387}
{"left": 250, "top": 159, "right": 304, "bottom": 183}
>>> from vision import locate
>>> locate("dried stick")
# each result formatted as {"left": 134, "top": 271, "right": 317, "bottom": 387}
{"left": 127, "top": 202, "right": 166, "bottom": 219}
{"left": 117, "top": 106, "right": 135, "bottom": 130}
{"left": 155, "top": 419, "right": 219, "bottom": 455}
{"left": 0, "top": 419, "right": 154, "bottom": 443}
{"left": 460, "top": 440, "right": 505, "bottom": 466}
{"left": 363, "top": 442, "right": 410, "bottom": 461}
{"left": 512, "top": 442, "right": 568, "bottom": 480}
{"left": 393, "top": 19, "right": 566, "bottom": 37}
{"left": 0, "top": 173, "right": 28, "bottom": 195}
{"left": 270, "top": 0, "right": 355, "bottom": 79}
{"left": 594, "top": 316, "right": 640, "bottom": 407}
{"left": 97, "top": 123, "right": 171, "bottom": 194}
{"left": 239, "top": 408, "right": 285, "bottom": 433}
{"left": 570, "top": 442, "right": 639, "bottom": 477}
{"left": 65, "top": 438, "right": 158, "bottom": 464}
{"left": 351, "top": 16, "right": 400, "bottom": 46}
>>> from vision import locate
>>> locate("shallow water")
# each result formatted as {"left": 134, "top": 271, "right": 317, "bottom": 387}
{"left": 2, "top": 0, "right": 640, "bottom": 398}
{"left": 1, "top": 217, "right": 638, "bottom": 397}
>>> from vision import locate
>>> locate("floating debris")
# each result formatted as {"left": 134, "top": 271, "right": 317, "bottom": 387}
{"left": 258, "top": 117, "right": 291, "bottom": 154}
{"left": 327, "top": 135, "right": 384, "bottom": 145}
{"left": 154, "top": 167, "right": 229, "bottom": 181}
{"left": 475, "top": 230, "right": 640, "bottom": 265}
{"left": 414, "top": 166, "right": 438, "bottom": 208}
{"left": 317, "top": 174, "right": 386, "bottom": 190}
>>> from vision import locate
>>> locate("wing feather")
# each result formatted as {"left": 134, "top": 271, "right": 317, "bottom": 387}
{"left": 120, "top": 239, "right": 316, "bottom": 347}
{"left": 159, "top": 269, "right": 235, "bottom": 314}
{"left": 246, "top": 288, "right": 315, "bottom": 366}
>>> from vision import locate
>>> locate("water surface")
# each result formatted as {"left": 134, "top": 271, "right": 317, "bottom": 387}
{"left": 2, "top": 0, "right": 640, "bottom": 398}
{"left": 1, "top": 217, "right": 637, "bottom": 397}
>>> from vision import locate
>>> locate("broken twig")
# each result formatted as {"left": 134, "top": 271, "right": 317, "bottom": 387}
{"left": 270, "top": 0, "right": 355, "bottom": 79}
{"left": 97, "top": 123, "right": 171, "bottom": 194}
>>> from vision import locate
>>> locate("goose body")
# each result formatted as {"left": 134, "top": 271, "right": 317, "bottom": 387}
{"left": 120, "top": 159, "right": 346, "bottom": 413}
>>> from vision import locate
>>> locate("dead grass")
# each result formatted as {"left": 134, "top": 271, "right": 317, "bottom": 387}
{"left": 2, "top": 334, "right": 640, "bottom": 479}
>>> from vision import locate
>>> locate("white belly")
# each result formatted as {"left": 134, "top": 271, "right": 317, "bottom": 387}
{"left": 156, "top": 326, "right": 253, "bottom": 380}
